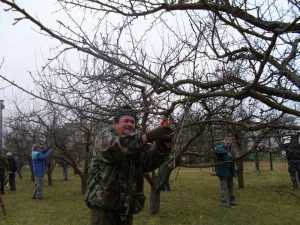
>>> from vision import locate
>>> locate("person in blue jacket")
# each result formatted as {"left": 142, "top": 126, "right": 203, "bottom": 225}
{"left": 31, "top": 143, "right": 52, "bottom": 200}
{"left": 214, "top": 137, "right": 238, "bottom": 208}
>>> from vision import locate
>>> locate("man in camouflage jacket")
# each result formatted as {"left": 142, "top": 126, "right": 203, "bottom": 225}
{"left": 85, "top": 105, "right": 174, "bottom": 225}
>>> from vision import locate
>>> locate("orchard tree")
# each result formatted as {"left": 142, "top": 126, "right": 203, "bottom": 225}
{"left": 51, "top": 114, "right": 100, "bottom": 194}
{"left": 1, "top": 0, "right": 300, "bottom": 214}
{"left": 1, "top": 0, "right": 299, "bottom": 127}
{"left": 3, "top": 110, "right": 51, "bottom": 181}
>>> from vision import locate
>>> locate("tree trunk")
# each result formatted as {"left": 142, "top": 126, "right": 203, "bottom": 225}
{"left": 81, "top": 143, "right": 90, "bottom": 194}
{"left": 147, "top": 162, "right": 172, "bottom": 215}
{"left": 269, "top": 152, "right": 273, "bottom": 171}
{"left": 149, "top": 185, "right": 161, "bottom": 215}
{"left": 255, "top": 152, "right": 260, "bottom": 171}
{"left": 73, "top": 164, "right": 87, "bottom": 194}
{"left": 47, "top": 169, "right": 53, "bottom": 186}
{"left": 81, "top": 175, "right": 87, "bottom": 194}
{"left": 236, "top": 160, "right": 244, "bottom": 188}
{"left": 46, "top": 159, "right": 55, "bottom": 186}
{"left": 30, "top": 165, "right": 35, "bottom": 182}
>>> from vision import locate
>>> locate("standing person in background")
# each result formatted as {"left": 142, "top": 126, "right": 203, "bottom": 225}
{"left": 32, "top": 144, "right": 52, "bottom": 200}
{"left": 59, "top": 161, "right": 68, "bottom": 181}
{"left": 14, "top": 155, "right": 23, "bottom": 179}
{"left": 7, "top": 152, "right": 17, "bottom": 191}
{"left": 214, "top": 137, "right": 238, "bottom": 208}
{"left": 280, "top": 135, "right": 300, "bottom": 190}
{"left": 85, "top": 104, "right": 174, "bottom": 225}
{"left": 0, "top": 154, "right": 6, "bottom": 194}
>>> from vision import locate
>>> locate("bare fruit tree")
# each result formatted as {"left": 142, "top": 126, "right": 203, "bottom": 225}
{"left": 1, "top": 0, "right": 300, "bottom": 214}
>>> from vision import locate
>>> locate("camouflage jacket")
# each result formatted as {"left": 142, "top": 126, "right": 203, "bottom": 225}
{"left": 85, "top": 127, "right": 171, "bottom": 217}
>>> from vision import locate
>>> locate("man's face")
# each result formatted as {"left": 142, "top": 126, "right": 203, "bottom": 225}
{"left": 115, "top": 115, "right": 136, "bottom": 135}
{"left": 224, "top": 140, "right": 232, "bottom": 148}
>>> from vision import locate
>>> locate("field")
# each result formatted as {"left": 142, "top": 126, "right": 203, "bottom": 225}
{"left": 0, "top": 160, "right": 299, "bottom": 225}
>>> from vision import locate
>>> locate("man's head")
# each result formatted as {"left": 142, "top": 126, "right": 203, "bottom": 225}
{"left": 223, "top": 137, "right": 233, "bottom": 148}
{"left": 113, "top": 104, "right": 137, "bottom": 135}
{"left": 7, "top": 152, "right": 12, "bottom": 157}
{"left": 32, "top": 143, "right": 41, "bottom": 151}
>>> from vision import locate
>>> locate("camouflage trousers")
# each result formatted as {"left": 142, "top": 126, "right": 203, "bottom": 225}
{"left": 90, "top": 209, "right": 133, "bottom": 225}
{"left": 218, "top": 176, "right": 235, "bottom": 207}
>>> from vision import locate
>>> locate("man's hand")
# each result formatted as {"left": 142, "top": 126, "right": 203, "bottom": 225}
{"left": 227, "top": 151, "right": 232, "bottom": 157}
{"left": 145, "top": 126, "right": 174, "bottom": 143}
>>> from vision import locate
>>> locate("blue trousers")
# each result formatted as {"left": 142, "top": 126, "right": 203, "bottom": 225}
{"left": 33, "top": 176, "right": 44, "bottom": 199}
{"left": 288, "top": 160, "right": 300, "bottom": 188}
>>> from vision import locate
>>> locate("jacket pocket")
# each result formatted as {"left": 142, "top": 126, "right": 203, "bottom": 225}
{"left": 130, "top": 192, "right": 146, "bottom": 214}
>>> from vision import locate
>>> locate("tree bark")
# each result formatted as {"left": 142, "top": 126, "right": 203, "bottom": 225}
{"left": 236, "top": 160, "right": 244, "bottom": 189}
{"left": 149, "top": 185, "right": 161, "bottom": 215}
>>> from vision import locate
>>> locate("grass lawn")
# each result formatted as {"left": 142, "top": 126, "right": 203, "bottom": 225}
{"left": 0, "top": 160, "right": 299, "bottom": 225}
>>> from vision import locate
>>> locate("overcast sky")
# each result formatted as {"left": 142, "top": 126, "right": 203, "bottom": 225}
{"left": 0, "top": 0, "right": 162, "bottom": 115}
{"left": 0, "top": 0, "right": 61, "bottom": 113}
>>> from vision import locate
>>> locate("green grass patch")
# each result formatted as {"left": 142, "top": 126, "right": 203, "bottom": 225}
{"left": 0, "top": 161, "right": 299, "bottom": 225}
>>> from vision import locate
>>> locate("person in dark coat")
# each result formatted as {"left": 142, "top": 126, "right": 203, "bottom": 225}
{"left": 214, "top": 137, "right": 238, "bottom": 207}
{"left": 280, "top": 135, "right": 300, "bottom": 190}
{"left": 0, "top": 154, "right": 6, "bottom": 194}
{"left": 7, "top": 152, "right": 17, "bottom": 191}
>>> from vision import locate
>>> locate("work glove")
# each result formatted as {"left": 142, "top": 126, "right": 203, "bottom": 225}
{"left": 146, "top": 126, "right": 174, "bottom": 143}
